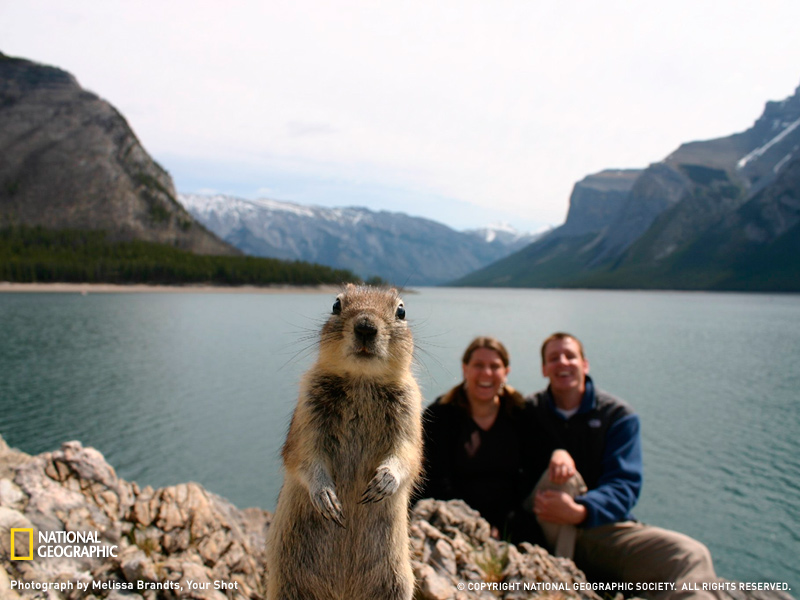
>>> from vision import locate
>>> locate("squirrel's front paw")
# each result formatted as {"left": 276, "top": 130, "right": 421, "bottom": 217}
{"left": 311, "top": 485, "right": 345, "bottom": 527}
{"left": 360, "top": 466, "right": 399, "bottom": 504}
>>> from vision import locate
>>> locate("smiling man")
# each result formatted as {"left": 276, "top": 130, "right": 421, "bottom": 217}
{"left": 525, "top": 332, "right": 721, "bottom": 600}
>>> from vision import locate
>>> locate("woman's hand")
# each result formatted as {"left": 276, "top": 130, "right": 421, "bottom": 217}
{"left": 548, "top": 449, "right": 576, "bottom": 484}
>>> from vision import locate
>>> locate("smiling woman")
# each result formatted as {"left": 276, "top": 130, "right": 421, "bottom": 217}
{"left": 416, "top": 336, "right": 540, "bottom": 543}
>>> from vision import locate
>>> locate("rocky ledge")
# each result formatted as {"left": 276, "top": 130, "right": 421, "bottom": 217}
{"left": 0, "top": 436, "right": 793, "bottom": 600}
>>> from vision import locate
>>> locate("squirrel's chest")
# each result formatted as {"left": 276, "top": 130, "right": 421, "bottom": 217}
{"left": 310, "top": 383, "right": 403, "bottom": 475}
{"left": 308, "top": 376, "right": 404, "bottom": 431}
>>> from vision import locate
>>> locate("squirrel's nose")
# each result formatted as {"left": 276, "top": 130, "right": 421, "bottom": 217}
{"left": 354, "top": 320, "right": 378, "bottom": 344}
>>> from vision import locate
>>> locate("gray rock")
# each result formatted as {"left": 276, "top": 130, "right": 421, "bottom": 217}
{"left": 410, "top": 499, "right": 602, "bottom": 600}
{"left": 1, "top": 436, "right": 268, "bottom": 599}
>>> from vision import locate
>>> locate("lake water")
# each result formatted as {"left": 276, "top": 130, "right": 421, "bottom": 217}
{"left": 1, "top": 287, "right": 798, "bottom": 589}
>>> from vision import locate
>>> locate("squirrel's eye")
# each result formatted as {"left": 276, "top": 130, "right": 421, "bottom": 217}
{"left": 395, "top": 302, "right": 406, "bottom": 320}
{"left": 332, "top": 298, "right": 342, "bottom": 315}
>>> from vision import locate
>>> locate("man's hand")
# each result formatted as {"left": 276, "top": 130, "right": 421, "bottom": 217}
{"left": 548, "top": 449, "right": 576, "bottom": 484}
{"left": 534, "top": 490, "right": 587, "bottom": 525}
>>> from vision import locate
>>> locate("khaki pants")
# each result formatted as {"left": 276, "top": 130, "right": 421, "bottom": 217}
{"left": 527, "top": 471, "right": 721, "bottom": 600}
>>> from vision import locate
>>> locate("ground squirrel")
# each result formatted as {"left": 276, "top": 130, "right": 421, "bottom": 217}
{"left": 266, "top": 284, "right": 423, "bottom": 600}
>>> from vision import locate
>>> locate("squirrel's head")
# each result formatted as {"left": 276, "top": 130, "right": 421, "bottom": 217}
{"left": 319, "top": 284, "right": 413, "bottom": 379}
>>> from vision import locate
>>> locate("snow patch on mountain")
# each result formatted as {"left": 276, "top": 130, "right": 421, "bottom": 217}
{"left": 737, "top": 117, "right": 800, "bottom": 169}
{"left": 465, "top": 222, "right": 540, "bottom": 245}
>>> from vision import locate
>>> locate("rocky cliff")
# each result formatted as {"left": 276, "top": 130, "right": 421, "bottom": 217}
{"left": 0, "top": 53, "right": 235, "bottom": 255}
{"left": 0, "top": 436, "right": 792, "bottom": 600}
{"left": 640, "top": 156, "right": 800, "bottom": 290}
{"left": 455, "top": 81, "right": 800, "bottom": 291}
{"left": 559, "top": 170, "right": 642, "bottom": 238}
{"left": 665, "top": 84, "right": 800, "bottom": 195}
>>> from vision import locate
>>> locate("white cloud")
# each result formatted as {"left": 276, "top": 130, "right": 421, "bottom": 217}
{"left": 1, "top": 0, "right": 799, "bottom": 231}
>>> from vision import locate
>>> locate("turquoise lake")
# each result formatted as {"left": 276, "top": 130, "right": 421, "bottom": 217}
{"left": 0, "top": 287, "right": 798, "bottom": 589}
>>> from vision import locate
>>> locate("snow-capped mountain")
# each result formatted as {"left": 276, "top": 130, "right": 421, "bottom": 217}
{"left": 666, "top": 82, "right": 800, "bottom": 196}
{"left": 178, "top": 194, "right": 537, "bottom": 285}
{"left": 456, "top": 81, "right": 800, "bottom": 291}
{"left": 465, "top": 222, "right": 542, "bottom": 246}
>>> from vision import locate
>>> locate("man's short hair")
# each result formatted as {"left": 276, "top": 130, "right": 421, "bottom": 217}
{"left": 540, "top": 332, "right": 585, "bottom": 365}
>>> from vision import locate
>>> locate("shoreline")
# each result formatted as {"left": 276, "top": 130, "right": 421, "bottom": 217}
{"left": 0, "top": 282, "right": 343, "bottom": 294}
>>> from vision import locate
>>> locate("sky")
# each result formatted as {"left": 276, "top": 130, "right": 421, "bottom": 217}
{"left": 2, "top": 1, "right": 800, "bottom": 233}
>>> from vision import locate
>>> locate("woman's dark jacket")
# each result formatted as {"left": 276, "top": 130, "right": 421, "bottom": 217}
{"left": 418, "top": 384, "right": 539, "bottom": 541}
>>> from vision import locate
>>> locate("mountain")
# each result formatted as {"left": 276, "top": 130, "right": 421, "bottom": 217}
{"left": 179, "top": 193, "right": 539, "bottom": 286}
{"left": 0, "top": 53, "right": 235, "bottom": 255}
{"left": 559, "top": 169, "right": 643, "bottom": 237}
{"left": 455, "top": 81, "right": 800, "bottom": 291}
{"left": 597, "top": 155, "right": 800, "bottom": 291}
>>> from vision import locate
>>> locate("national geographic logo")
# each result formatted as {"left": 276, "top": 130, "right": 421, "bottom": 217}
{"left": 10, "top": 529, "right": 33, "bottom": 561}
{"left": 8, "top": 529, "right": 117, "bottom": 560}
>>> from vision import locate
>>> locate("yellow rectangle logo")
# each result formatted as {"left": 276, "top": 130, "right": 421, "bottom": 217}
{"left": 10, "top": 528, "right": 34, "bottom": 560}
